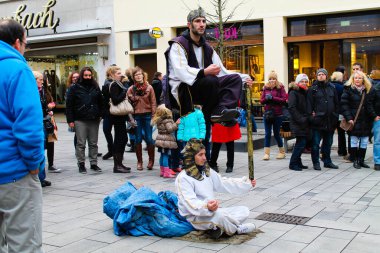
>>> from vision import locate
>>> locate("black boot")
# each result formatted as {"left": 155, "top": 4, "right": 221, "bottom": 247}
{"left": 359, "top": 148, "right": 370, "bottom": 168}
{"left": 351, "top": 148, "right": 361, "bottom": 169}
{"left": 102, "top": 151, "right": 113, "bottom": 160}
{"left": 113, "top": 153, "right": 130, "bottom": 173}
{"left": 78, "top": 162, "right": 87, "bottom": 174}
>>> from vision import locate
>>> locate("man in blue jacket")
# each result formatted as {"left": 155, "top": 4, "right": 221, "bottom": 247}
{"left": 0, "top": 19, "right": 45, "bottom": 253}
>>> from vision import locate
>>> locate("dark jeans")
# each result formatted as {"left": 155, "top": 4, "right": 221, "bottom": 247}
{"left": 210, "top": 141, "right": 235, "bottom": 168}
{"left": 134, "top": 114, "right": 153, "bottom": 145}
{"left": 103, "top": 115, "right": 114, "bottom": 152}
{"left": 46, "top": 141, "right": 54, "bottom": 166}
{"left": 264, "top": 116, "right": 283, "bottom": 148}
{"left": 289, "top": 136, "right": 307, "bottom": 169}
{"left": 111, "top": 117, "right": 127, "bottom": 153}
{"left": 337, "top": 121, "right": 347, "bottom": 155}
{"left": 311, "top": 129, "right": 334, "bottom": 165}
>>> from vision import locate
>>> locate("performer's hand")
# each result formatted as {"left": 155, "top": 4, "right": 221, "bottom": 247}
{"left": 245, "top": 78, "right": 253, "bottom": 88}
{"left": 375, "top": 116, "right": 380, "bottom": 121}
{"left": 251, "top": 179, "right": 256, "bottom": 187}
{"left": 348, "top": 120, "right": 354, "bottom": 125}
{"left": 204, "top": 64, "right": 220, "bottom": 76}
{"left": 207, "top": 199, "right": 219, "bottom": 211}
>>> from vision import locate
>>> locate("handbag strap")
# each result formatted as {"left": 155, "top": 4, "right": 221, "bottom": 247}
{"left": 353, "top": 92, "right": 365, "bottom": 124}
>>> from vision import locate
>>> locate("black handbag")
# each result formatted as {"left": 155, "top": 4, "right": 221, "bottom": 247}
{"left": 43, "top": 115, "right": 54, "bottom": 135}
{"left": 263, "top": 109, "right": 275, "bottom": 123}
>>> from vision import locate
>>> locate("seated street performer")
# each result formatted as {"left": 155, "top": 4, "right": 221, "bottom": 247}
{"left": 166, "top": 7, "right": 253, "bottom": 125}
{"left": 175, "top": 139, "right": 257, "bottom": 239}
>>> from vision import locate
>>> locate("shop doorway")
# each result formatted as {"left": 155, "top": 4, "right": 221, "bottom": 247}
{"left": 134, "top": 53, "right": 157, "bottom": 83}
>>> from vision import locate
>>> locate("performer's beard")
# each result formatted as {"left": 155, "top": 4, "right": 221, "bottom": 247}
{"left": 190, "top": 24, "right": 205, "bottom": 36}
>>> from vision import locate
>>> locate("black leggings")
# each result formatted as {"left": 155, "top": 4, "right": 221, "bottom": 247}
{"left": 210, "top": 141, "right": 235, "bottom": 168}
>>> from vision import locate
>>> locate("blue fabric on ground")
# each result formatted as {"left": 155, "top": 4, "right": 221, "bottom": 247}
{"left": 103, "top": 182, "right": 194, "bottom": 237}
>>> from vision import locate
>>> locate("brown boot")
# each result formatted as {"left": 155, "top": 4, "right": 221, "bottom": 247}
{"left": 135, "top": 144, "right": 143, "bottom": 170}
{"left": 147, "top": 145, "right": 155, "bottom": 170}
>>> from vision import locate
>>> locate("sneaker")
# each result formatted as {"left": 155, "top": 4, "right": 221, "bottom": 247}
{"left": 78, "top": 163, "right": 87, "bottom": 174}
{"left": 220, "top": 119, "right": 238, "bottom": 127}
{"left": 48, "top": 165, "right": 61, "bottom": 173}
{"left": 41, "top": 180, "right": 51, "bottom": 187}
{"left": 207, "top": 226, "right": 223, "bottom": 239}
{"left": 313, "top": 164, "right": 321, "bottom": 171}
{"left": 237, "top": 223, "right": 256, "bottom": 234}
{"left": 90, "top": 164, "right": 102, "bottom": 172}
{"left": 226, "top": 167, "right": 233, "bottom": 173}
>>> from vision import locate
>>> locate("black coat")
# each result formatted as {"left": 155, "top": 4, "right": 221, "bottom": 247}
{"left": 66, "top": 82, "right": 103, "bottom": 123}
{"left": 306, "top": 81, "right": 339, "bottom": 131}
{"left": 288, "top": 86, "right": 309, "bottom": 136}
{"left": 367, "top": 82, "right": 380, "bottom": 120}
{"left": 102, "top": 79, "right": 112, "bottom": 116}
{"left": 151, "top": 78, "right": 162, "bottom": 106}
{"left": 340, "top": 86, "right": 372, "bottom": 137}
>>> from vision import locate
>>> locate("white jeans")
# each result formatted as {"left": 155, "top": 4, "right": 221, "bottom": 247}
{"left": 0, "top": 173, "right": 43, "bottom": 253}
{"left": 188, "top": 206, "right": 250, "bottom": 235}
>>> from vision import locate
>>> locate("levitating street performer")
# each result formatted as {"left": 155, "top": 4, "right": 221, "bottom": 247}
{"left": 165, "top": 7, "right": 253, "bottom": 125}
{"left": 175, "top": 139, "right": 256, "bottom": 239}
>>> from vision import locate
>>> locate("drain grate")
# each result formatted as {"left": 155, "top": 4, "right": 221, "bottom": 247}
{"left": 255, "top": 213, "right": 310, "bottom": 225}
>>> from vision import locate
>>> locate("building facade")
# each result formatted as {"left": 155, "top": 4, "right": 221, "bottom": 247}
{"left": 0, "top": 0, "right": 115, "bottom": 108}
{"left": 113, "top": 0, "right": 380, "bottom": 108}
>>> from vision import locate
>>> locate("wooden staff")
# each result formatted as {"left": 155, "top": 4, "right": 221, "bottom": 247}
{"left": 245, "top": 85, "right": 254, "bottom": 180}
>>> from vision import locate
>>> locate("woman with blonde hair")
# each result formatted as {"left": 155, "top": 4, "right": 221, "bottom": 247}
{"left": 340, "top": 71, "right": 372, "bottom": 169}
{"left": 127, "top": 66, "right": 157, "bottom": 170}
{"left": 260, "top": 70, "right": 287, "bottom": 160}
{"left": 108, "top": 65, "right": 133, "bottom": 173}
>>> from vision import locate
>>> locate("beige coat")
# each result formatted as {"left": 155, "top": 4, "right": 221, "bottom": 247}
{"left": 155, "top": 117, "right": 178, "bottom": 149}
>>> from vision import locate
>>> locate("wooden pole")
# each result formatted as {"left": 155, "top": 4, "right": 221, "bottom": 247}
{"left": 245, "top": 85, "right": 254, "bottom": 180}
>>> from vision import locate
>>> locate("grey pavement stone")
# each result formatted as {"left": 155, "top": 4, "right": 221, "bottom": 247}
{"left": 343, "top": 233, "right": 380, "bottom": 253}
{"left": 301, "top": 236, "right": 351, "bottom": 253}
{"left": 176, "top": 247, "right": 217, "bottom": 253}
{"left": 259, "top": 239, "right": 307, "bottom": 253}
{"left": 280, "top": 225, "right": 325, "bottom": 243}
{"left": 37, "top": 121, "right": 379, "bottom": 253}
{"left": 47, "top": 239, "right": 107, "bottom": 253}
{"left": 320, "top": 229, "right": 357, "bottom": 240}
{"left": 142, "top": 239, "right": 192, "bottom": 253}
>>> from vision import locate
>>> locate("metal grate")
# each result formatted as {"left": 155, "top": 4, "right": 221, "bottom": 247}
{"left": 255, "top": 213, "right": 311, "bottom": 225}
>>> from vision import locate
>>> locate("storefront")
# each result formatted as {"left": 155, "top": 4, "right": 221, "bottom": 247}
{"left": 286, "top": 10, "right": 380, "bottom": 85}
{"left": 0, "top": 0, "right": 115, "bottom": 108}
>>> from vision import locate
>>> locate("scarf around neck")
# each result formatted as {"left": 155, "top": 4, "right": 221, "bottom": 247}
{"left": 133, "top": 81, "right": 148, "bottom": 96}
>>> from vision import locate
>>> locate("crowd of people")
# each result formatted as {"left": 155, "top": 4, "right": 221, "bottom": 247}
{"left": 1, "top": 7, "right": 380, "bottom": 250}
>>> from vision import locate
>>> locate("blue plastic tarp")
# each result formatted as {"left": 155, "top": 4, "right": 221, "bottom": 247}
{"left": 103, "top": 182, "right": 194, "bottom": 237}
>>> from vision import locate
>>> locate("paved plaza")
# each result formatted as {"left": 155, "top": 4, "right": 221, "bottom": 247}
{"left": 41, "top": 119, "right": 380, "bottom": 253}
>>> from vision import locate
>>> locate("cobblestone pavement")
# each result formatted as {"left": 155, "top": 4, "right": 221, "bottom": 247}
{"left": 42, "top": 121, "right": 380, "bottom": 253}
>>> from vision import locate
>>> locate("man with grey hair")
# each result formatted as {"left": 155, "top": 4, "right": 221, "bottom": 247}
{"left": 165, "top": 7, "right": 253, "bottom": 126}
{"left": 0, "top": 19, "right": 45, "bottom": 253}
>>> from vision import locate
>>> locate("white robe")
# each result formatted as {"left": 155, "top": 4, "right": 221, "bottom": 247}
{"left": 168, "top": 42, "right": 250, "bottom": 104}
{"left": 175, "top": 169, "right": 253, "bottom": 235}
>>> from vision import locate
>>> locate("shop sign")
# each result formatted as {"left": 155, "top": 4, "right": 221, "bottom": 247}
{"left": 1, "top": 0, "right": 60, "bottom": 32}
{"left": 214, "top": 27, "right": 238, "bottom": 40}
{"left": 149, "top": 27, "right": 163, "bottom": 39}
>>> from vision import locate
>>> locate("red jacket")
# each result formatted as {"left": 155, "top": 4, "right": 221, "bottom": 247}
{"left": 211, "top": 123, "right": 241, "bottom": 143}
{"left": 260, "top": 84, "right": 287, "bottom": 116}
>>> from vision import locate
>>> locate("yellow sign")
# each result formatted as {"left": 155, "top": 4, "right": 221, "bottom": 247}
{"left": 149, "top": 27, "right": 163, "bottom": 39}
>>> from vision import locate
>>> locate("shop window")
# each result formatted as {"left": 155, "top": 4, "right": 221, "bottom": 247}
{"left": 288, "top": 10, "right": 380, "bottom": 36}
{"left": 130, "top": 30, "right": 156, "bottom": 50}
{"left": 27, "top": 53, "right": 99, "bottom": 108}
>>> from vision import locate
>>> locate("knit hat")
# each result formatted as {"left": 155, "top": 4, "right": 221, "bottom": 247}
{"left": 295, "top": 74, "right": 309, "bottom": 84}
{"left": 316, "top": 68, "right": 328, "bottom": 76}
{"left": 187, "top": 7, "right": 206, "bottom": 23}
{"left": 182, "top": 139, "right": 210, "bottom": 181}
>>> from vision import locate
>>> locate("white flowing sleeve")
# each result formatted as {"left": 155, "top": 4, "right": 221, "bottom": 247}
{"left": 169, "top": 42, "right": 201, "bottom": 86}
{"left": 175, "top": 172, "right": 214, "bottom": 217}
{"left": 210, "top": 170, "right": 253, "bottom": 195}
{"left": 211, "top": 51, "right": 250, "bottom": 82}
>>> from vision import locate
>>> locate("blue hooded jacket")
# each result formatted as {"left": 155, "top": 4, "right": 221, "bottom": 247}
{"left": 0, "top": 40, "right": 45, "bottom": 184}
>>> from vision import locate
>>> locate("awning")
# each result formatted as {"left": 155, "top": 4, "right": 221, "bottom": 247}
{"left": 27, "top": 28, "right": 112, "bottom": 43}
